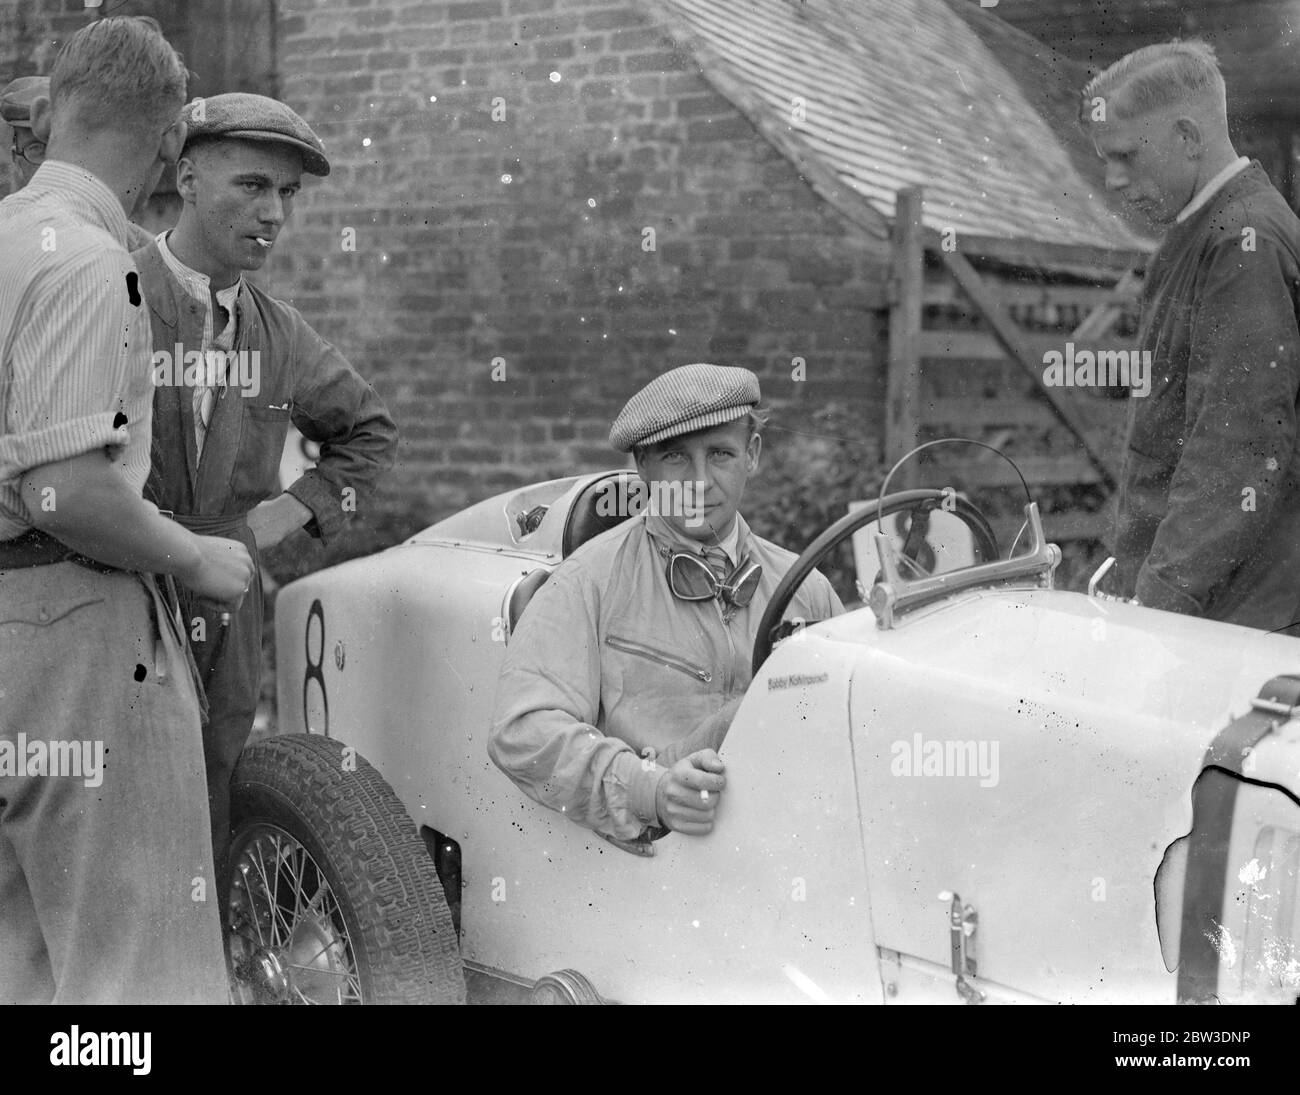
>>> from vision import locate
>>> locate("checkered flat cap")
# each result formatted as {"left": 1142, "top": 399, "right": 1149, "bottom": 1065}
{"left": 184, "top": 92, "right": 329, "bottom": 176}
{"left": 610, "top": 363, "right": 761, "bottom": 452}
{"left": 1, "top": 76, "right": 48, "bottom": 125}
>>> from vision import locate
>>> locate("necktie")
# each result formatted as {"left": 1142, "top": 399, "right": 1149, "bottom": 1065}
{"left": 194, "top": 300, "right": 235, "bottom": 458}
{"left": 702, "top": 545, "right": 731, "bottom": 582}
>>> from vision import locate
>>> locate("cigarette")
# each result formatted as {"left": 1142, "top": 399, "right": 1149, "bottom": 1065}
{"left": 254, "top": 237, "right": 272, "bottom": 248}
{"left": 700, "top": 789, "right": 710, "bottom": 803}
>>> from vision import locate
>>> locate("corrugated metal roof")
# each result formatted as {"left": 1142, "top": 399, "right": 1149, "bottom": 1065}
{"left": 658, "top": 0, "right": 1145, "bottom": 250}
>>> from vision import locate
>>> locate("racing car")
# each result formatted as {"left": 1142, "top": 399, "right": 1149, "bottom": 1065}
{"left": 228, "top": 465, "right": 1300, "bottom": 1004}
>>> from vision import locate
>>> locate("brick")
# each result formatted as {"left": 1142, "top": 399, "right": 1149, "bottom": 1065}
{"left": 583, "top": 9, "right": 644, "bottom": 30}
{"left": 416, "top": 48, "right": 469, "bottom": 64}
{"left": 676, "top": 93, "right": 733, "bottom": 118}
{"left": 534, "top": 38, "right": 575, "bottom": 60}
{"left": 579, "top": 79, "right": 617, "bottom": 100}
{"left": 367, "top": 51, "right": 413, "bottom": 70}
{"left": 395, "top": 4, "right": 449, "bottom": 25}
{"left": 686, "top": 116, "right": 754, "bottom": 142}
{"left": 323, "top": 73, "right": 375, "bottom": 95}
{"left": 450, "top": 1, "right": 504, "bottom": 19}
{"left": 608, "top": 27, "right": 665, "bottom": 52}
{"left": 625, "top": 50, "right": 689, "bottom": 74}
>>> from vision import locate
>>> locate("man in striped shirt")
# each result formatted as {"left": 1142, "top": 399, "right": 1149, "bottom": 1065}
{"left": 0, "top": 17, "right": 253, "bottom": 1003}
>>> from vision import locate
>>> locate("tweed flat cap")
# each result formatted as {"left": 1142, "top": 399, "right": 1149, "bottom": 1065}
{"left": 1, "top": 76, "right": 48, "bottom": 126}
{"left": 184, "top": 92, "right": 329, "bottom": 176}
{"left": 610, "top": 363, "right": 761, "bottom": 452}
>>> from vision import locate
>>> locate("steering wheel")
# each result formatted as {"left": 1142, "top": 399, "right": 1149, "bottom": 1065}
{"left": 751, "top": 488, "right": 999, "bottom": 674}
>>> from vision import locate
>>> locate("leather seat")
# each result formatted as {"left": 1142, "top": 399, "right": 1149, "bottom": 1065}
{"left": 507, "top": 567, "right": 552, "bottom": 633}
{"left": 509, "top": 473, "right": 648, "bottom": 633}
{"left": 561, "top": 471, "right": 646, "bottom": 557}
{"left": 506, "top": 468, "right": 650, "bottom": 632}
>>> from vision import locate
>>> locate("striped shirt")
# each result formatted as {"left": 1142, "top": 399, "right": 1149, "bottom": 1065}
{"left": 0, "top": 160, "right": 155, "bottom": 540}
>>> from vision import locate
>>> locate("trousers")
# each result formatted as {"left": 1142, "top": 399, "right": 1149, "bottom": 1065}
{"left": 171, "top": 515, "right": 263, "bottom": 905}
{"left": 0, "top": 563, "right": 228, "bottom": 1003}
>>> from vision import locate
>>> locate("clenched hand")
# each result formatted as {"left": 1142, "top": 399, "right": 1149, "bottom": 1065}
{"left": 655, "top": 749, "right": 726, "bottom": 835}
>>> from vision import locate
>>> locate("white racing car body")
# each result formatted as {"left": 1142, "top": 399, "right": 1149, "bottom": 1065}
{"left": 272, "top": 470, "right": 1300, "bottom": 1004}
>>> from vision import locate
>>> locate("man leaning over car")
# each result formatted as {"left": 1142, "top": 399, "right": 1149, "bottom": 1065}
{"left": 1086, "top": 42, "right": 1300, "bottom": 632}
{"left": 489, "top": 364, "right": 842, "bottom": 851}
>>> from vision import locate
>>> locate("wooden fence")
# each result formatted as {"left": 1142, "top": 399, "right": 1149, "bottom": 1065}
{"left": 885, "top": 186, "right": 1150, "bottom": 558}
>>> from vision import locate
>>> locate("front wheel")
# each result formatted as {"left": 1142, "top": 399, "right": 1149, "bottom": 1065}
{"left": 226, "top": 733, "right": 465, "bottom": 1004}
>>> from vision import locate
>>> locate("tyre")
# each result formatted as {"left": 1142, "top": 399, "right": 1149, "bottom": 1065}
{"left": 226, "top": 733, "right": 465, "bottom": 1004}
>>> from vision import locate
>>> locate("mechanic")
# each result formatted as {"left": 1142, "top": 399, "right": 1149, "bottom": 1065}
{"left": 134, "top": 92, "right": 398, "bottom": 897}
{"left": 489, "top": 364, "right": 842, "bottom": 849}
{"left": 0, "top": 17, "right": 253, "bottom": 1003}
{"left": 1085, "top": 41, "right": 1300, "bottom": 632}
{"left": 4, "top": 74, "right": 157, "bottom": 247}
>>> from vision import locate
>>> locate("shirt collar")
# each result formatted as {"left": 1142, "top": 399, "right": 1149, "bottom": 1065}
{"left": 715, "top": 519, "right": 741, "bottom": 566}
{"left": 22, "top": 160, "right": 131, "bottom": 247}
{"left": 1176, "top": 156, "right": 1250, "bottom": 225}
{"left": 643, "top": 512, "right": 751, "bottom": 564}
{"left": 156, "top": 230, "right": 244, "bottom": 309}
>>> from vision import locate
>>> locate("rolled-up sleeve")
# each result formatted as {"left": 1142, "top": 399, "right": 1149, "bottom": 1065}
{"left": 0, "top": 247, "right": 142, "bottom": 486}
{"left": 283, "top": 307, "right": 397, "bottom": 546}
{"left": 488, "top": 565, "right": 665, "bottom": 840}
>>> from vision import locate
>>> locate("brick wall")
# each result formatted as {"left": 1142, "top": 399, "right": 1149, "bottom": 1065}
{"left": 0, "top": 0, "right": 84, "bottom": 196}
{"left": 260, "top": 0, "right": 891, "bottom": 557}
{"left": 3, "top": 0, "right": 892, "bottom": 563}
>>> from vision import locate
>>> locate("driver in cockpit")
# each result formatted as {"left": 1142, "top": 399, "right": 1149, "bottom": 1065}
{"left": 488, "top": 364, "right": 842, "bottom": 850}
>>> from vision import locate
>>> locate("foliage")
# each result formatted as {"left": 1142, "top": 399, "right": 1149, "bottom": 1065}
{"left": 741, "top": 405, "right": 885, "bottom": 604}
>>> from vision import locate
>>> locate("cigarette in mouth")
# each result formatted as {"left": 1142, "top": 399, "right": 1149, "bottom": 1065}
{"left": 254, "top": 237, "right": 271, "bottom": 248}
{"left": 700, "top": 789, "right": 710, "bottom": 803}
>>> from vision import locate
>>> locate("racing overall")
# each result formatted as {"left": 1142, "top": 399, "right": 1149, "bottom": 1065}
{"left": 490, "top": 512, "right": 843, "bottom": 842}
{"left": 133, "top": 239, "right": 398, "bottom": 895}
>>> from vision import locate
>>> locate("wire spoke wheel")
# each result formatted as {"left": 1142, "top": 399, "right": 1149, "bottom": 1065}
{"left": 225, "top": 734, "right": 465, "bottom": 1005}
{"left": 227, "top": 823, "right": 364, "bottom": 1004}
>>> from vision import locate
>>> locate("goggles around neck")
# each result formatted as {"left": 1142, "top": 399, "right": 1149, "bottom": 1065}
{"left": 667, "top": 550, "right": 762, "bottom": 608}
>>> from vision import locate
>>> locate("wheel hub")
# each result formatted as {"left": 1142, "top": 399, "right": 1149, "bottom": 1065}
{"left": 224, "top": 823, "right": 363, "bottom": 1004}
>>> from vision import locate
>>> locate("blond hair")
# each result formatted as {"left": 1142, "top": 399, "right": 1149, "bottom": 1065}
{"left": 1080, "top": 40, "right": 1225, "bottom": 124}
{"left": 50, "top": 16, "right": 187, "bottom": 137}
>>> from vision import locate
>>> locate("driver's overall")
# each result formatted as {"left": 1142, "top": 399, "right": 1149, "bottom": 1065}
{"left": 489, "top": 512, "right": 843, "bottom": 842}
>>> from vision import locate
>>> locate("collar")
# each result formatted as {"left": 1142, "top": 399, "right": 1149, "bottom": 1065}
{"left": 715, "top": 519, "right": 741, "bottom": 566}
{"left": 1176, "top": 156, "right": 1250, "bottom": 225}
{"left": 22, "top": 160, "right": 132, "bottom": 248}
{"left": 157, "top": 231, "right": 244, "bottom": 311}
{"left": 643, "top": 512, "right": 752, "bottom": 564}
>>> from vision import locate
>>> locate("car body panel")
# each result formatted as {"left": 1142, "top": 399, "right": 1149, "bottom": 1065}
{"left": 834, "top": 588, "right": 1300, "bottom": 1003}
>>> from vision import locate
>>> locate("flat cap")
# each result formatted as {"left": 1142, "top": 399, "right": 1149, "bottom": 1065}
{"left": 184, "top": 92, "right": 329, "bottom": 176}
{"left": 1, "top": 76, "right": 48, "bottom": 126}
{"left": 610, "top": 363, "right": 761, "bottom": 452}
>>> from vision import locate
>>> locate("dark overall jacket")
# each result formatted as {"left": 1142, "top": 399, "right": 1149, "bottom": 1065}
{"left": 133, "top": 239, "right": 398, "bottom": 872}
{"left": 1114, "top": 165, "right": 1300, "bottom": 634}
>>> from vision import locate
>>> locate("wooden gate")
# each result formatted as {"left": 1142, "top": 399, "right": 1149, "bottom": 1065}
{"left": 885, "top": 186, "right": 1150, "bottom": 563}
